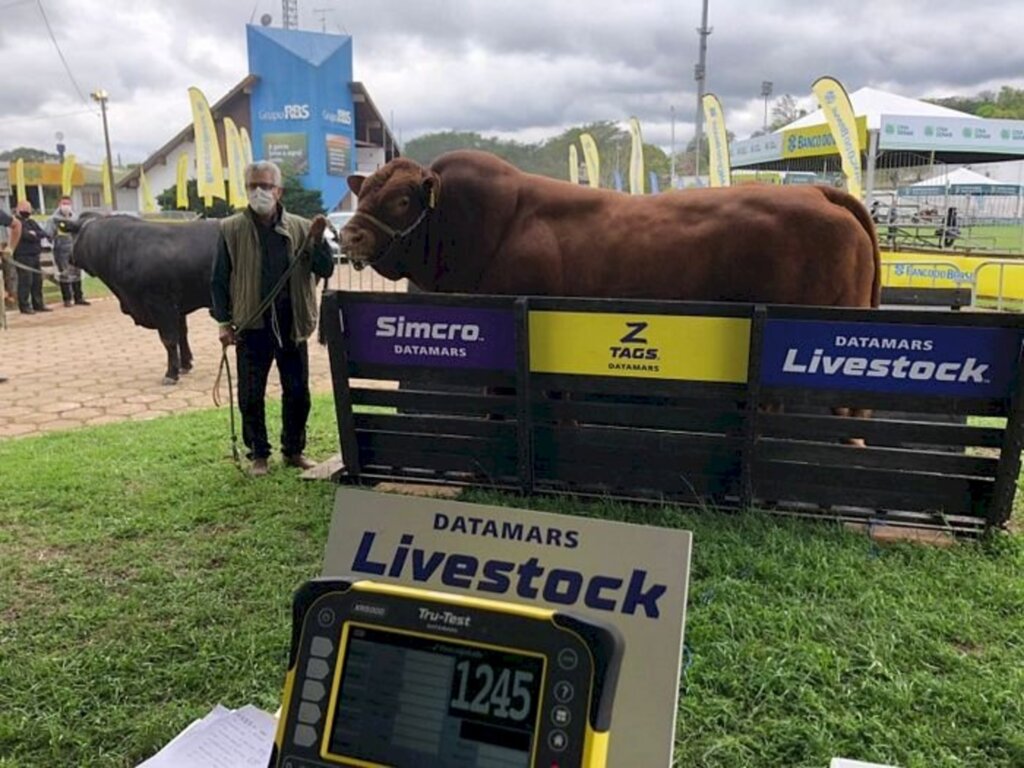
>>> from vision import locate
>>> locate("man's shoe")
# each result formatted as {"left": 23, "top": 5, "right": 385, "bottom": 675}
{"left": 63, "top": 300, "right": 73, "bottom": 307}
{"left": 283, "top": 454, "right": 317, "bottom": 470}
{"left": 75, "top": 299, "right": 91, "bottom": 306}
{"left": 35, "top": 306, "right": 52, "bottom": 312}
{"left": 0, "top": 375, "right": 7, "bottom": 383}
{"left": 19, "top": 308, "right": 34, "bottom": 315}
{"left": 250, "top": 457, "right": 270, "bottom": 477}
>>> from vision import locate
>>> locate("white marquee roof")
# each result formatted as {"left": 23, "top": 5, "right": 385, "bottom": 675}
{"left": 781, "top": 86, "right": 979, "bottom": 132}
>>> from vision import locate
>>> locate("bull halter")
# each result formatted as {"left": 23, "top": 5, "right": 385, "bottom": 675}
{"left": 351, "top": 187, "right": 437, "bottom": 267}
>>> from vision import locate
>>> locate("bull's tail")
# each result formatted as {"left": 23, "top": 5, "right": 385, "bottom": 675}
{"left": 819, "top": 186, "right": 883, "bottom": 308}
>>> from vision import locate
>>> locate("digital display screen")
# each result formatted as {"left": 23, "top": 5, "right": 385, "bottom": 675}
{"left": 327, "top": 625, "right": 545, "bottom": 767}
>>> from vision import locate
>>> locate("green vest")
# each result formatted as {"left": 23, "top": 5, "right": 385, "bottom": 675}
{"left": 220, "top": 207, "right": 319, "bottom": 342}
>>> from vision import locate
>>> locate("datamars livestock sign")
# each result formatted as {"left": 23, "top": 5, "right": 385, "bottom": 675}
{"left": 322, "top": 488, "right": 693, "bottom": 768}
{"left": 761, "top": 319, "right": 1024, "bottom": 398}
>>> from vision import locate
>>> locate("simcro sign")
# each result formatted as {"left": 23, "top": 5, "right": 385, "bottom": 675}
{"left": 322, "top": 487, "right": 694, "bottom": 768}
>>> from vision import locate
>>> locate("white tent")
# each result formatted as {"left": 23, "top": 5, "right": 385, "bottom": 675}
{"left": 782, "top": 86, "right": 978, "bottom": 132}
{"left": 899, "top": 167, "right": 1023, "bottom": 220}
{"left": 910, "top": 167, "right": 1012, "bottom": 188}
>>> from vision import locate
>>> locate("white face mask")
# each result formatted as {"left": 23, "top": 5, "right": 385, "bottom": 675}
{"left": 248, "top": 187, "right": 277, "bottom": 215}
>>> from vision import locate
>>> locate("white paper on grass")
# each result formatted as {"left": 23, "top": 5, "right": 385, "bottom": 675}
{"left": 136, "top": 705, "right": 276, "bottom": 768}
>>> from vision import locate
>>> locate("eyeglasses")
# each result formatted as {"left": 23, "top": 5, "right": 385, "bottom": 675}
{"left": 246, "top": 182, "right": 278, "bottom": 191}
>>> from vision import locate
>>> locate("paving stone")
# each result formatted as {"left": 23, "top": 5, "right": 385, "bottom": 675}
{"left": 38, "top": 401, "right": 83, "bottom": 414}
{"left": 0, "top": 424, "right": 37, "bottom": 437}
{"left": 0, "top": 296, "right": 381, "bottom": 439}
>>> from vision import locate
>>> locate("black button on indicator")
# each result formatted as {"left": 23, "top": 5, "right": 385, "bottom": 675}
{"left": 548, "top": 729, "right": 568, "bottom": 752}
{"left": 557, "top": 647, "right": 578, "bottom": 670}
{"left": 553, "top": 680, "right": 574, "bottom": 703}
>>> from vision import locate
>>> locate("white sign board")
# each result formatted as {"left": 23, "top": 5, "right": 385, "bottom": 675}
{"left": 879, "top": 114, "right": 1024, "bottom": 155}
{"left": 323, "top": 487, "right": 693, "bottom": 768}
{"left": 729, "top": 133, "right": 784, "bottom": 167}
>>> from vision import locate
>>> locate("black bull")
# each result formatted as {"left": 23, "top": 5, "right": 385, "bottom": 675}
{"left": 71, "top": 215, "right": 220, "bottom": 384}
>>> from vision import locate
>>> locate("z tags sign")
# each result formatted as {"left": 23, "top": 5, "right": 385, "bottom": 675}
{"left": 761, "top": 319, "right": 1024, "bottom": 398}
{"left": 343, "top": 302, "right": 517, "bottom": 370}
{"left": 323, "top": 488, "right": 693, "bottom": 768}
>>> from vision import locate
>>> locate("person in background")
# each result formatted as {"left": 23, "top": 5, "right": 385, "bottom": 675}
{"left": 210, "top": 160, "right": 333, "bottom": 477}
{"left": 12, "top": 200, "right": 50, "bottom": 314}
{"left": 46, "top": 195, "right": 89, "bottom": 307}
{"left": 0, "top": 207, "right": 18, "bottom": 382}
{"left": 0, "top": 206, "right": 20, "bottom": 314}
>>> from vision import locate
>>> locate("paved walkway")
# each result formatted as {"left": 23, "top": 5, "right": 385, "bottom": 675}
{"left": 0, "top": 298, "right": 337, "bottom": 439}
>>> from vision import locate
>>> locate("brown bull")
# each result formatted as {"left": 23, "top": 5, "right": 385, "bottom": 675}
{"left": 341, "top": 149, "right": 880, "bottom": 308}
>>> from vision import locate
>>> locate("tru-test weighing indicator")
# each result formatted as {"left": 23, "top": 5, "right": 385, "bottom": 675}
{"left": 269, "top": 578, "right": 624, "bottom": 768}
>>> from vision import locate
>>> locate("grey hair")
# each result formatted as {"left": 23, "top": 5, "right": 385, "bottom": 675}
{"left": 244, "top": 160, "right": 282, "bottom": 187}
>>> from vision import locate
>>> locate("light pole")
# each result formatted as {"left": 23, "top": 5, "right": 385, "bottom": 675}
{"left": 670, "top": 105, "right": 676, "bottom": 190}
{"left": 693, "top": 0, "right": 711, "bottom": 182}
{"left": 761, "top": 80, "right": 773, "bottom": 132}
{"left": 90, "top": 89, "right": 117, "bottom": 211}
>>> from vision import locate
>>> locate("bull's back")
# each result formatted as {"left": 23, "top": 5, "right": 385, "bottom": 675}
{"left": 529, "top": 184, "right": 879, "bottom": 307}
{"left": 76, "top": 219, "right": 220, "bottom": 323}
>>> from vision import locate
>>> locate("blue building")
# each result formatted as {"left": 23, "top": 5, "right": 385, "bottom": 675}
{"left": 118, "top": 24, "right": 397, "bottom": 212}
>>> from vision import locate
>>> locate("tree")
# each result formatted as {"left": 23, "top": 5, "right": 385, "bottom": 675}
{"left": 157, "top": 172, "right": 324, "bottom": 219}
{"left": 402, "top": 122, "right": 671, "bottom": 189}
{"left": 769, "top": 94, "right": 807, "bottom": 131}
{"left": 280, "top": 172, "right": 325, "bottom": 218}
{"left": 671, "top": 130, "right": 737, "bottom": 177}
{"left": 0, "top": 147, "right": 60, "bottom": 162}
{"left": 156, "top": 179, "right": 233, "bottom": 218}
{"left": 928, "top": 86, "right": 1024, "bottom": 119}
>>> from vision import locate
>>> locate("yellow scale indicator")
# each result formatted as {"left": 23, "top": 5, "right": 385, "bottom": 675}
{"left": 269, "top": 578, "right": 624, "bottom": 768}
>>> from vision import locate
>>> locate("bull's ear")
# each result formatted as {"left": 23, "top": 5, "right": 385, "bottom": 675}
{"left": 422, "top": 171, "right": 441, "bottom": 209}
{"left": 347, "top": 174, "right": 366, "bottom": 196}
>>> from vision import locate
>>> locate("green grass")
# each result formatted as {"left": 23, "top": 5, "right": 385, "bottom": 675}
{"left": 41, "top": 275, "right": 111, "bottom": 303}
{"left": 1, "top": 399, "right": 1023, "bottom": 767}
{"left": 962, "top": 223, "right": 1024, "bottom": 253}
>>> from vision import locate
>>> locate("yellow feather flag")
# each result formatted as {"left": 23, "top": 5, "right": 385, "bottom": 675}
{"left": 176, "top": 154, "right": 189, "bottom": 209}
{"left": 140, "top": 167, "right": 158, "bottom": 213}
{"left": 811, "top": 75, "right": 863, "bottom": 199}
{"left": 701, "top": 94, "right": 732, "bottom": 188}
{"left": 187, "top": 86, "right": 226, "bottom": 205}
{"left": 579, "top": 133, "right": 601, "bottom": 189}
{"left": 14, "top": 158, "right": 26, "bottom": 203}
{"left": 240, "top": 126, "right": 254, "bottom": 167}
{"left": 569, "top": 144, "right": 580, "bottom": 184}
{"left": 61, "top": 154, "right": 77, "bottom": 195}
{"left": 628, "top": 117, "right": 645, "bottom": 195}
{"left": 223, "top": 117, "right": 248, "bottom": 209}
{"left": 100, "top": 158, "right": 113, "bottom": 208}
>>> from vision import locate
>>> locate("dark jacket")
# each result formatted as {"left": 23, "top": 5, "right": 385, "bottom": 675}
{"left": 13, "top": 215, "right": 47, "bottom": 260}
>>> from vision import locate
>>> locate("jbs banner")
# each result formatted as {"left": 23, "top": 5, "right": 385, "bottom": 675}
{"left": 529, "top": 311, "right": 750, "bottom": 382}
{"left": 761, "top": 319, "right": 1023, "bottom": 397}
{"left": 344, "top": 302, "right": 517, "bottom": 370}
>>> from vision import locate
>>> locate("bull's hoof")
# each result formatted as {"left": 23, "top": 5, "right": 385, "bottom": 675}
{"left": 180, "top": 366, "right": 193, "bottom": 375}
{"left": 161, "top": 375, "right": 179, "bottom": 386}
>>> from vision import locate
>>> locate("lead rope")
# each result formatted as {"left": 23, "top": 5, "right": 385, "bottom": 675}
{"left": 212, "top": 225, "right": 322, "bottom": 466}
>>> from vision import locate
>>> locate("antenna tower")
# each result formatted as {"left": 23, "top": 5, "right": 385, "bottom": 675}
{"left": 282, "top": 0, "right": 299, "bottom": 29}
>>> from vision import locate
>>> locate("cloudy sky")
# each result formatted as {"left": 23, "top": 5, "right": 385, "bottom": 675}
{"left": 3, "top": 0, "right": 1023, "bottom": 165}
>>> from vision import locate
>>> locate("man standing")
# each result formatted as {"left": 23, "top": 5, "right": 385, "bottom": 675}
{"left": 0, "top": 206, "right": 19, "bottom": 312}
{"left": 46, "top": 195, "right": 89, "bottom": 307}
{"left": 12, "top": 200, "right": 50, "bottom": 314}
{"left": 210, "top": 160, "right": 333, "bottom": 477}
{"left": 0, "top": 207, "right": 19, "bottom": 383}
